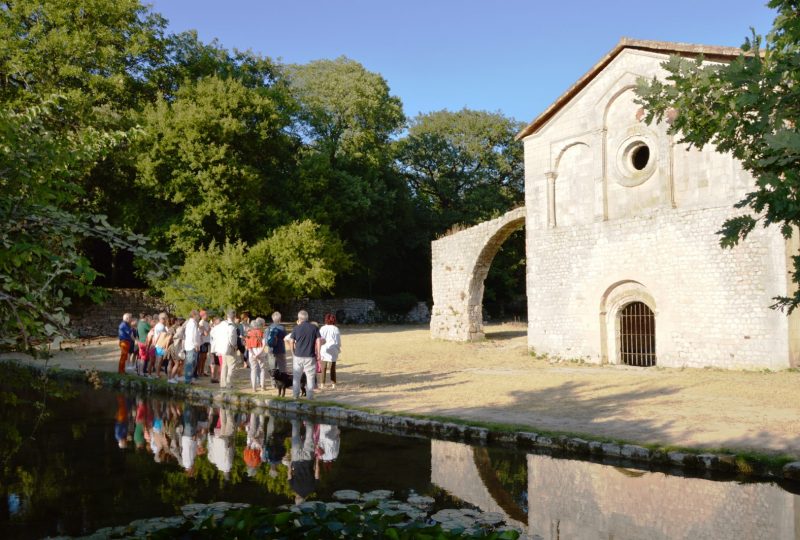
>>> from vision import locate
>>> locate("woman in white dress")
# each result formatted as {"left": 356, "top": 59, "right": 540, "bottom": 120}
{"left": 319, "top": 313, "right": 341, "bottom": 389}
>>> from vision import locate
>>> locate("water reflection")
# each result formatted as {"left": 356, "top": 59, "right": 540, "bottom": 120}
{"left": 2, "top": 384, "right": 799, "bottom": 540}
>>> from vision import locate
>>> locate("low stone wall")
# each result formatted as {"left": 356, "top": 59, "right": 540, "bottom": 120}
{"left": 69, "top": 288, "right": 171, "bottom": 337}
{"left": 278, "top": 298, "right": 430, "bottom": 324}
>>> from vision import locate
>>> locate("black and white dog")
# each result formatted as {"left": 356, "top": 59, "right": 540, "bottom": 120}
{"left": 269, "top": 369, "right": 307, "bottom": 397}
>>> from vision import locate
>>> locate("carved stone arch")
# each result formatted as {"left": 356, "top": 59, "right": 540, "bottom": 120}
{"left": 599, "top": 280, "right": 657, "bottom": 364}
{"left": 553, "top": 140, "right": 590, "bottom": 171}
{"left": 602, "top": 82, "right": 639, "bottom": 129}
{"left": 552, "top": 141, "right": 593, "bottom": 227}
{"left": 430, "top": 208, "right": 526, "bottom": 341}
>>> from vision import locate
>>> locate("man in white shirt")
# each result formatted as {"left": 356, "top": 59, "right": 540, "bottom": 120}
{"left": 210, "top": 309, "right": 238, "bottom": 388}
{"left": 182, "top": 309, "right": 200, "bottom": 384}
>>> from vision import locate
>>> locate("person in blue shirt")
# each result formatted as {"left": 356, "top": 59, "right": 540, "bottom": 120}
{"left": 118, "top": 313, "right": 134, "bottom": 374}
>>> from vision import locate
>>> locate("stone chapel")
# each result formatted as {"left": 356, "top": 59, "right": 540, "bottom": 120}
{"left": 430, "top": 38, "right": 800, "bottom": 370}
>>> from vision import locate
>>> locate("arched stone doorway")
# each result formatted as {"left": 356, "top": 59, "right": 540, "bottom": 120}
{"left": 430, "top": 208, "right": 525, "bottom": 341}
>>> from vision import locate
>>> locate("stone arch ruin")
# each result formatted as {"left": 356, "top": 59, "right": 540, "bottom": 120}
{"left": 429, "top": 207, "right": 525, "bottom": 341}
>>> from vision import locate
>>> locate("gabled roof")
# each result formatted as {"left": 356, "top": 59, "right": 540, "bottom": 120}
{"left": 514, "top": 38, "right": 745, "bottom": 141}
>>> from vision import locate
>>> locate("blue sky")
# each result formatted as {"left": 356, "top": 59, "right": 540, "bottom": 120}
{"left": 148, "top": 0, "right": 777, "bottom": 124}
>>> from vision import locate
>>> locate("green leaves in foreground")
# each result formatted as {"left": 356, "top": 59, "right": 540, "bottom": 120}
{"left": 151, "top": 502, "right": 520, "bottom": 540}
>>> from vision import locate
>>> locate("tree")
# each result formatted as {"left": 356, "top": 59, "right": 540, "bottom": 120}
{"left": 159, "top": 220, "right": 351, "bottom": 314}
{"left": 396, "top": 109, "right": 525, "bottom": 233}
{"left": 136, "top": 74, "right": 297, "bottom": 253}
{"left": 635, "top": 0, "right": 800, "bottom": 311}
{"left": 286, "top": 57, "right": 411, "bottom": 294}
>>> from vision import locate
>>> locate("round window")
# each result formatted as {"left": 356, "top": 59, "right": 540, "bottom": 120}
{"left": 615, "top": 137, "right": 656, "bottom": 187}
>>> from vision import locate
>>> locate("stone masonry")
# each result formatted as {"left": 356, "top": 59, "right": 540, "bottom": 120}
{"left": 430, "top": 207, "right": 525, "bottom": 341}
{"left": 431, "top": 38, "right": 800, "bottom": 369}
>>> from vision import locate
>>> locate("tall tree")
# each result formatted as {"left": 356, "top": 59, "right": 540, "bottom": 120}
{"left": 636, "top": 0, "right": 800, "bottom": 311}
{"left": 286, "top": 57, "right": 411, "bottom": 294}
{"left": 135, "top": 74, "right": 297, "bottom": 253}
{"left": 396, "top": 109, "right": 525, "bottom": 233}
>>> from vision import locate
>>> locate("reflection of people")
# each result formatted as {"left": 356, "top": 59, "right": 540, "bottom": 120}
{"left": 265, "top": 415, "right": 288, "bottom": 478}
{"left": 208, "top": 407, "right": 235, "bottom": 480}
{"left": 114, "top": 396, "right": 128, "bottom": 449}
{"left": 179, "top": 407, "right": 197, "bottom": 475}
{"left": 244, "top": 412, "right": 265, "bottom": 477}
{"left": 288, "top": 419, "right": 319, "bottom": 503}
{"left": 317, "top": 423, "right": 340, "bottom": 463}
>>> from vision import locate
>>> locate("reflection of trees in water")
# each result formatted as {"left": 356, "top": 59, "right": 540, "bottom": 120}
{"left": 472, "top": 446, "right": 528, "bottom": 521}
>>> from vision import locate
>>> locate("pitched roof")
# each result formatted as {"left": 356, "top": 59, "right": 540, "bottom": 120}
{"left": 514, "top": 38, "right": 745, "bottom": 141}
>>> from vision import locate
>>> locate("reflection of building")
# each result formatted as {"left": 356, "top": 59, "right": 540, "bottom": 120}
{"left": 431, "top": 440, "right": 527, "bottom": 530}
{"left": 430, "top": 440, "right": 800, "bottom": 539}
{"left": 528, "top": 454, "right": 800, "bottom": 540}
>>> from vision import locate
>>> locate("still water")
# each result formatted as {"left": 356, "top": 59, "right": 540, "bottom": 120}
{"left": 1, "top": 383, "right": 798, "bottom": 540}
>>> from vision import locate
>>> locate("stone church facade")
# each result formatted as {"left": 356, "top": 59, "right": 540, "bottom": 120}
{"left": 432, "top": 38, "right": 800, "bottom": 370}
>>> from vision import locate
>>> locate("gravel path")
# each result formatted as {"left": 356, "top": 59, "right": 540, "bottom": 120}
{"left": 7, "top": 323, "right": 800, "bottom": 456}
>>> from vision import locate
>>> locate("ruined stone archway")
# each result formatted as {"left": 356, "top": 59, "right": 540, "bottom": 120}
{"left": 430, "top": 207, "right": 525, "bottom": 341}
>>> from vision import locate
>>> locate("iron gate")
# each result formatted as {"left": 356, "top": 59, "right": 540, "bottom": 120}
{"left": 618, "top": 301, "right": 656, "bottom": 367}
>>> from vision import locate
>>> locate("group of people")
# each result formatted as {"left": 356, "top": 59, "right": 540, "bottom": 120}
{"left": 117, "top": 308, "right": 342, "bottom": 399}
{"left": 114, "top": 396, "right": 340, "bottom": 503}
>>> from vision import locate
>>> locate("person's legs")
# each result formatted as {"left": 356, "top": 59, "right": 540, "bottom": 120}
{"left": 292, "top": 356, "right": 303, "bottom": 399}
{"left": 303, "top": 357, "right": 316, "bottom": 399}
{"left": 330, "top": 361, "right": 336, "bottom": 386}
{"left": 249, "top": 356, "right": 259, "bottom": 391}
{"left": 222, "top": 354, "right": 235, "bottom": 387}
{"left": 184, "top": 350, "right": 196, "bottom": 384}
{"left": 198, "top": 352, "right": 207, "bottom": 376}
{"left": 118, "top": 341, "right": 129, "bottom": 374}
{"left": 275, "top": 353, "right": 287, "bottom": 374}
{"left": 321, "top": 361, "right": 328, "bottom": 385}
{"left": 210, "top": 354, "right": 218, "bottom": 381}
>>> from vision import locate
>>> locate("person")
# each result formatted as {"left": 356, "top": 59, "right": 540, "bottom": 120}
{"left": 117, "top": 313, "right": 134, "bottom": 374}
{"left": 182, "top": 310, "right": 200, "bottom": 384}
{"left": 152, "top": 312, "right": 170, "bottom": 379}
{"left": 196, "top": 310, "right": 210, "bottom": 377}
{"left": 288, "top": 419, "right": 319, "bottom": 504}
{"left": 211, "top": 309, "right": 238, "bottom": 388}
{"left": 136, "top": 313, "right": 150, "bottom": 365}
{"left": 246, "top": 318, "right": 268, "bottom": 392}
{"left": 266, "top": 312, "right": 288, "bottom": 377}
{"left": 208, "top": 317, "right": 222, "bottom": 383}
{"left": 128, "top": 317, "right": 139, "bottom": 371}
{"left": 167, "top": 317, "right": 186, "bottom": 383}
{"left": 238, "top": 312, "right": 251, "bottom": 369}
{"left": 319, "top": 313, "right": 342, "bottom": 389}
{"left": 285, "top": 310, "right": 322, "bottom": 400}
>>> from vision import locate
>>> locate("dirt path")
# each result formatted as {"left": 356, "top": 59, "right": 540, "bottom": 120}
{"left": 6, "top": 324, "right": 800, "bottom": 456}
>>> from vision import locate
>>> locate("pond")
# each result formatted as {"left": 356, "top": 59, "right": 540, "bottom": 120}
{"left": 1, "top": 381, "right": 798, "bottom": 539}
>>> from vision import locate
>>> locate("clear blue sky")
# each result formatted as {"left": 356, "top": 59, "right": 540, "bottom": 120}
{"left": 148, "top": 0, "right": 777, "bottom": 124}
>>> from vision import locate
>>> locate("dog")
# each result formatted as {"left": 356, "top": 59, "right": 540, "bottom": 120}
{"left": 270, "top": 369, "right": 307, "bottom": 397}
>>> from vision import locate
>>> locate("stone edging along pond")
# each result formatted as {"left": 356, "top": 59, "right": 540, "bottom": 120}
{"left": 11, "top": 361, "right": 800, "bottom": 483}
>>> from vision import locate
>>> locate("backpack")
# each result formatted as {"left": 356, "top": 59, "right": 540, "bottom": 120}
{"left": 245, "top": 327, "right": 264, "bottom": 349}
{"left": 266, "top": 325, "right": 281, "bottom": 348}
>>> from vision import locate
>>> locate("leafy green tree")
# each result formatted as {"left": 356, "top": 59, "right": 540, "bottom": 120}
{"left": 160, "top": 220, "right": 350, "bottom": 314}
{"left": 286, "top": 57, "right": 411, "bottom": 294}
{"left": 0, "top": 96, "right": 167, "bottom": 352}
{"left": 635, "top": 0, "right": 800, "bottom": 311}
{"left": 136, "top": 74, "right": 297, "bottom": 253}
{"left": 396, "top": 109, "right": 525, "bottom": 232}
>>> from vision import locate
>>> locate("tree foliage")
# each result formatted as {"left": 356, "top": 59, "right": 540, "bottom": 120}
{"left": 396, "top": 109, "right": 524, "bottom": 232}
{"left": 160, "top": 221, "right": 350, "bottom": 314}
{"left": 635, "top": 0, "right": 800, "bottom": 311}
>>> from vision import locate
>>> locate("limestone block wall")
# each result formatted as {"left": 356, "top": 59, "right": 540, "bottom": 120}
{"left": 69, "top": 288, "right": 171, "bottom": 337}
{"left": 430, "top": 208, "right": 525, "bottom": 341}
{"left": 526, "top": 205, "right": 792, "bottom": 369}
{"left": 527, "top": 454, "right": 800, "bottom": 540}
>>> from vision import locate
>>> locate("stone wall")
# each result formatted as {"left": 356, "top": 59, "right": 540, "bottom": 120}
{"left": 430, "top": 208, "right": 525, "bottom": 341}
{"left": 277, "top": 298, "right": 430, "bottom": 325}
{"left": 69, "top": 288, "right": 171, "bottom": 337}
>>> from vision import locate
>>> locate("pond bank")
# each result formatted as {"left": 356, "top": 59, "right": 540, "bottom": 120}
{"left": 7, "top": 359, "right": 800, "bottom": 483}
